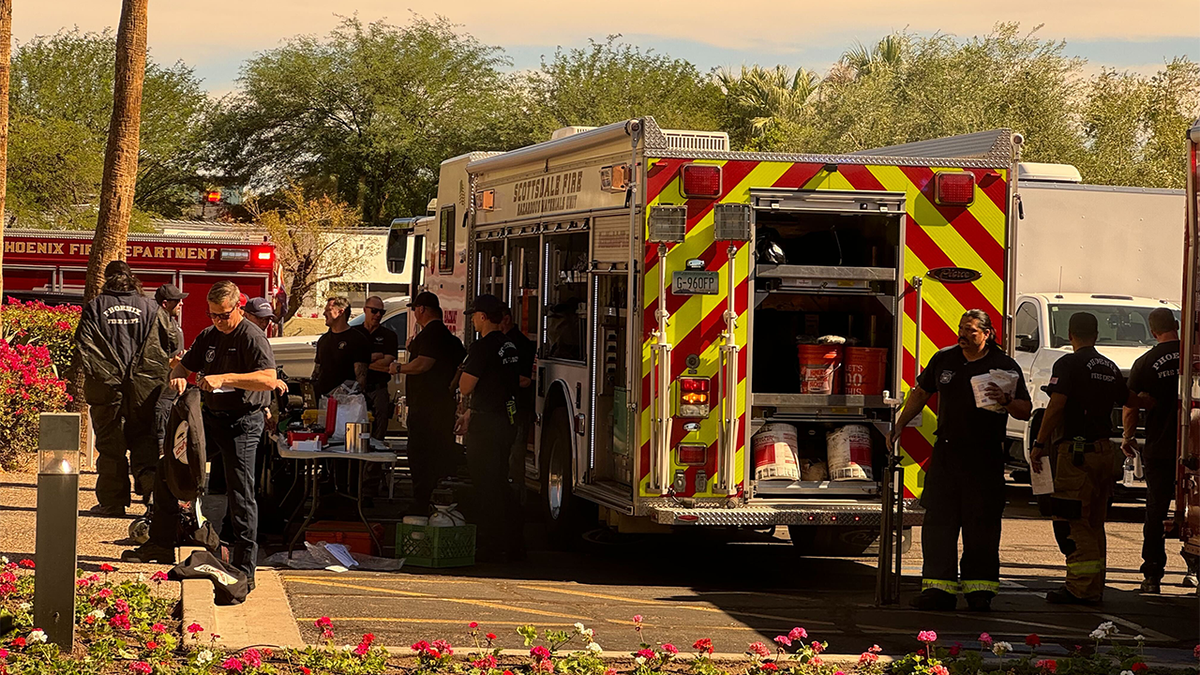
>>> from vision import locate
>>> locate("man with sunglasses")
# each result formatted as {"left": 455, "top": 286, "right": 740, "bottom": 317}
{"left": 355, "top": 296, "right": 399, "bottom": 442}
{"left": 123, "top": 281, "right": 276, "bottom": 590}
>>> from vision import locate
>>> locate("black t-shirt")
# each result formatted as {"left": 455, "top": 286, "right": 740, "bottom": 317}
{"left": 314, "top": 328, "right": 371, "bottom": 397}
{"left": 355, "top": 324, "right": 399, "bottom": 390}
{"left": 462, "top": 329, "right": 520, "bottom": 416}
{"left": 180, "top": 319, "right": 275, "bottom": 414}
{"left": 1127, "top": 339, "right": 1179, "bottom": 457}
{"left": 506, "top": 327, "right": 536, "bottom": 414}
{"left": 406, "top": 320, "right": 466, "bottom": 412}
{"left": 1045, "top": 346, "right": 1129, "bottom": 442}
{"left": 916, "top": 345, "right": 1031, "bottom": 445}
{"left": 160, "top": 320, "right": 186, "bottom": 401}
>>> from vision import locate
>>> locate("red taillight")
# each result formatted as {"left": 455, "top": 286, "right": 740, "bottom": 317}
{"left": 680, "top": 378, "right": 709, "bottom": 392}
{"left": 251, "top": 247, "right": 274, "bottom": 267}
{"left": 676, "top": 444, "right": 707, "bottom": 466}
{"left": 677, "top": 377, "right": 711, "bottom": 418}
{"left": 681, "top": 164, "right": 721, "bottom": 198}
{"left": 934, "top": 172, "right": 975, "bottom": 206}
{"left": 206, "top": 190, "right": 221, "bottom": 203}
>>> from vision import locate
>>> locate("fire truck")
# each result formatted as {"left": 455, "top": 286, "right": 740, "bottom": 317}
{"left": 2, "top": 228, "right": 278, "bottom": 342}
{"left": 1177, "top": 119, "right": 1200, "bottom": 587}
{"left": 401, "top": 119, "right": 1020, "bottom": 573}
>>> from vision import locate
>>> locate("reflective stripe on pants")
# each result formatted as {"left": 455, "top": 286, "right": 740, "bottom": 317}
{"left": 961, "top": 579, "right": 1001, "bottom": 594}
{"left": 922, "top": 579, "right": 961, "bottom": 594}
{"left": 1051, "top": 440, "right": 1114, "bottom": 601}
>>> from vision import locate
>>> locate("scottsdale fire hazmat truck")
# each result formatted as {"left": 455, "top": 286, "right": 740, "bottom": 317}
{"left": 1177, "top": 119, "right": 1200, "bottom": 586}
{"left": 400, "top": 119, "right": 1019, "bottom": 590}
{"left": 2, "top": 229, "right": 278, "bottom": 342}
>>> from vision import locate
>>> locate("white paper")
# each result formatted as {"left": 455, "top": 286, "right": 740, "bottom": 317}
{"left": 1031, "top": 457, "right": 1055, "bottom": 495}
{"left": 970, "top": 369, "right": 1019, "bottom": 412}
{"left": 211, "top": 387, "right": 235, "bottom": 394}
{"left": 322, "top": 543, "right": 359, "bottom": 569}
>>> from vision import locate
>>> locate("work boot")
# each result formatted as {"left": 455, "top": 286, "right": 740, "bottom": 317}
{"left": 909, "top": 589, "right": 957, "bottom": 611}
{"left": 1140, "top": 578, "right": 1161, "bottom": 594}
{"left": 1046, "top": 587, "right": 1099, "bottom": 605}
{"left": 88, "top": 503, "right": 126, "bottom": 517}
{"left": 965, "top": 591, "right": 993, "bottom": 612}
{"left": 120, "top": 543, "right": 174, "bottom": 564}
{"left": 1184, "top": 573, "right": 1198, "bottom": 589}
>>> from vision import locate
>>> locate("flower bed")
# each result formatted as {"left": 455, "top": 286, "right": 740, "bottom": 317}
{"left": 0, "top": 562, "right": 1196, "bottom": 675}
{"left": 0, "top": 338, "right": 71, "bottom": 469}
{"left": 1, "top": 297, "right": 80, "bottom": 376}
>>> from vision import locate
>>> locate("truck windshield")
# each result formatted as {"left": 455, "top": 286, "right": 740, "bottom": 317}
{"left": 1048, "top": 304, "right": 1179, "bottom": 348}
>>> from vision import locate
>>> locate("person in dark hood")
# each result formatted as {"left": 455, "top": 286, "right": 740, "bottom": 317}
{"left": 74, "top": 261, "right": 179, "bottom": 516}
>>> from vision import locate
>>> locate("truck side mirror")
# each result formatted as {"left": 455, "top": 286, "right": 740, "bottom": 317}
{"left": 1016, "top": 335, "right": 1038, "bottom": 353}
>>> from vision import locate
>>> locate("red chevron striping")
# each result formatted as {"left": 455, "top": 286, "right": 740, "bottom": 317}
{"left": 968, "top": 167, "right": 1008, "bottom": 213}
{"left": 838, "top": 164, "right": 887, "bottom": 191}
{"left": 901, "top": 277, "right": 961, "bottom": 353}
{"left": 900, "top": 166, "right": 1005, "bottom": 280}
{"left": 641, "top": 277, "right": 749, "bottom": 397}
{"left": 683, "top": 161, "right": 759, "bottom": 230}
{"left": 644, "top": 241, "right": 750, "bottom": 337}
{"left": 770, "top": 162, "right": 824, "bottom": 188}
{"left": 646, "top": 158, "right": 688, "bottom": 203}
{"left": 905, "top": 223, "right": 1003, "bottom": 337}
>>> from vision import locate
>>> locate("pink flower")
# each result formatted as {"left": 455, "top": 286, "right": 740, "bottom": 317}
{"left": 531, "top": 645, "right": 551, "bottom": 660}
{"left": 114, "top": 599, "right": 129, "bottom": 614}
{"left": 109, "top": 614, "right": 131, "bottom": 630}
{"left": 186, "top": 623, "right": 204, "bottom": 634}
{"left": 315, "top": 617, "right": 332, "bottom": 629}
{"left": 432, "top": 639, "right": 453, "bottom": 656}
{"left": 150, "top": 571, "right": 168, "bottom": 584}
{"left": 0, "top": 648, "right": 7, "bottom": 659}
{"left": 99, "top": 563, "right": 114, "bottom": 573}
{"left": 748, "top": 642, "right": 771, "bottom": 658}
{"left": 152, "top": 623, "right": 166, "bottom": 634}
{"left": 354, "top": 642, "right": 370, "bottom": 656}
{"left": 788, "top": 627, "right": 807, "bottom": 641}
{"left": 96, "top": 588, "right": 113, "bottom": 600}
{"left": 918, "top": 630, "right": 938, "bottom": 644}
{"left": 930, "top": 666, "right": 949, "bottom": 675}
{"left": 1037, "top": 660, "right": 1058, "bottom": 673}
{"left": 810, "top": 656, "right": 822, "bottom": 667}
{"left": 859, "top": 652, "right": 879, "bottom": 666}
{"left": 473, "top": 655, "right": 499, "bottom": 669}
{"left": 979, "top": 632, "right": 993, "bottom": 647}
{"left": 774, "top": 635, "right": 792, "bottom": 648}
{"left": 221, "top": 657, "right": 243, "bottom": 672}
{"left": 811, "top": 641, "right": 825, "bottom": 654}
{"left": 469, "top": 621, "right": 479, "bottom": 629}
{"left": 411, "top": 641, "right": 430, "bottom": 652}
{"left": 662, "top": 644, "right": 678, "bottom": 655}
{"left": 636, "top": 648, "right": 655, "bottom": 659}
{"left": 869, "top": 645, "right": 882, "bottom": 654}
{"left": 243, "top": 649, "right": 262, "bottom": 667}
{"left": 130, "top": 662, "right": 152, "bottom": 674}
{"left": 633, "top": 615, "right": 643, "bottom": 624}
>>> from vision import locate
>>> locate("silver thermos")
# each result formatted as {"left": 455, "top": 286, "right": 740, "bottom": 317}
{"left": 345, "top": 422, "right": 370, "bottom": 453}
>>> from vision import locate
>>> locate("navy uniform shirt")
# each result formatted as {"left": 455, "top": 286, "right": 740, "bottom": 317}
{"left": 406, "top": 320, "right": 466, "bottom": 413}
{"left": 180, "top": 318, "right": 275, "bottom": 414}
{"left": 916, "top": 344, "right": 1031, "bottom": 445}
{"left": 462, "top": 329, "right": 520, "bottom": 416}
{"left": 354, "top": 323, "right": 399, "bottom": 390}
{"left": 1127, "top": 340, "right": 1179, "bottom": 457}
{"left": 314, "top": 328, "right": 371, "bottom": 397}
{"left": 1045, "top": 346, "right": 1129, "bottom": 442}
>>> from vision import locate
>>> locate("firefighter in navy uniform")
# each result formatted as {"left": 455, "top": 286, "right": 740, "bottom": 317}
{"left": 1123, "top": 308, "right": 1181, "bottom": 594}
{"left": 457, "top": 294, "right": 524, "bottom": 562}
{"left": 888, "top": 309, "right": 1032, "bottom": 611}
{"left": 1031, "top": 312, "right": 1131, "bottom": 604}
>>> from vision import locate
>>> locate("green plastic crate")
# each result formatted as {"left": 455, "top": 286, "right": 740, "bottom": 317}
{"left": 395, "top": 523, "right": 476, "bottom": 568}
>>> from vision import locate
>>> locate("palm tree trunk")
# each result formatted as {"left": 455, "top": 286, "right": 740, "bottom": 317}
{"left": 83, "top": 0, "right": 149, "bottom": 303}
{"left": 0, "top": 1, "right": 12, "bottom": 300}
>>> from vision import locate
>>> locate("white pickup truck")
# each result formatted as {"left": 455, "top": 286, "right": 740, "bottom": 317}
{"left": 1006, "top": 293, "right": 1180, "bottom": 468}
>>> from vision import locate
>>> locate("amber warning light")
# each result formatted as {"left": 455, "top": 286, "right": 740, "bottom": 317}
{"left": 677, "top": 377, "right": 711, "bottom": 418}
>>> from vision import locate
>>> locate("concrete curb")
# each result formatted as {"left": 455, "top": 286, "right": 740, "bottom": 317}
{"left": 178, "top": 546, "right": 304, "bottom": 650}
{"left": 377, "top": 648, "right": 891, "bottom": 666}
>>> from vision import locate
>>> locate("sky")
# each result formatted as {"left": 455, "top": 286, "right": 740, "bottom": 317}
{"left": 13, "top": 1, "right": 1197, "bottom": 95}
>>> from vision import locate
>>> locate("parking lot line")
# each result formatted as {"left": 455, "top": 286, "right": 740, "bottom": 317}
{"left": 286, "top": 578, "right": 588, "bottom": 620}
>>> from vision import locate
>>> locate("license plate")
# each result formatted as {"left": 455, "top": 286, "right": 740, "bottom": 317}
{"left": 671, "top": 271, "right": 719, "bottom": 295}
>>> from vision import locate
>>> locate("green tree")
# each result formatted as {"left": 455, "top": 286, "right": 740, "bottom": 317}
{"left": 717, "top": 65, "right": 819, "bottom": 150}
{"left": 6, "top": 28, "right": 209, "bottom": 226}
{"left": 207, "top": 16, "right": 525, "bottom": 226}
{"left": 524, "top": 36, "right": 722, "bottom": 138}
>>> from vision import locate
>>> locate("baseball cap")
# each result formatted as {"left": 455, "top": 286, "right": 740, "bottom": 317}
{"left": 408, "top": 291, "right": 440, "bottom": 310}
{"left": 244, "top": 297, "right": 275, "bottom": 319}
{"left": 154, "top": 284, "right": 188, "bottom": 304}
{"left": 464, "top": 294, "right": 506, "bottom": 319}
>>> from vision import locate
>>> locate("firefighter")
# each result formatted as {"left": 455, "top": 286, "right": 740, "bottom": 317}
{"left": 500, "top": 306, "right": 535, "bottom": 501}
{"left": 391, "top": 292, "right": 465, "bottom": 515}
{"left": 356, "top": 296, "right": 399, "bottom": 442}
{"left": 887, "top": 309, "right": 1032, "bottom": 611}
{"left": 1122, "top": 307, "right": 1180, "bottom": 594}
{"left": 313, "top": 296, "right": 370, "bottom": 398}
{"left": 1031, "top": 312, "right": 1130, "bottom": 604}
{"left": 74, "top": 261, "right": 179, "bottom": 517}
{"left": 457, "top": 294, "right": 524, "bottom": 562}
{"left": 153, "top": 284, "right": 187, "bottom": 451}
{"left": 124, "top": 282, "right": 277, "bottom": 589}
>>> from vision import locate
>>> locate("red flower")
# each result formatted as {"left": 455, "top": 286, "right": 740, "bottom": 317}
{"left": 129, "top": 662, "right": 152, "bottom": 674}
{"left": 221, "top": 657, "right": 243, "bottom": 672}
{"left": 531, "top": 645, "right": 551, "bottom": 660}
{"left": 150, "top": 571, "right": 168, "bottom": 584}
{"left": 760, "top": 663, "right": 778, "bottom": 672}
{"left": 411, "top": 641, "right": 430, "bottom": 652}
{"left": 663, "top": 644, "right": 678, "bottom": 655}
{"left": 949, "top": 643, "right": 962, "bottom": 657}
{"left": 186, "top": 623, "right": 204, "bottom": 634}
{"left": 1026, "top": 634, "right": 1042, "bottom": 648}
{"left": 314, "top": 617, "right": 332, "bottom": 629}
{"left": 1036, "top": 659, "right": 1058, "bottom": 673}
{"left": 109, "top": 614, "right": 131, "bottom": 631}
{"left": 151, "top": 623, "right": 166, "bottom": 634}
{"left": 636, "top": 648, "right": 655, "bottom": 659}
{"left": 301, "top": 669, "right": 311, "bottom": 675}
{"left": 1131, "top": 664, "right": 1149, "bottom": 673}
{"left": 146, "top": 641, "right": 158, "bottom": 651}
{"left": 99, "top": 563, "right": 114, "bottom": 573}
{"left": 469, "top": 621, "right": 479, "bottom": 629}
{"left": 486, "top": 633, "right": 497, "bottom": 641}
{"left": 694, "top": 638, "right": 714, "bottom": 654}
{"left": 11, "top": 638, "right": 24, "bottom": 649}
{"left": 17, "top": 560, "right": 33, "bottom": 569}
{"left": 473, "top": 655, "right": 499, "bottom": 670}
{"left": 243, "top": 649, "right": 262, "bottom": 668}
{"left": 748, "top": 642, "right": 771, "bottom": 658}
{"left": 362, "top": 633, "right": 375, "bottom": 645}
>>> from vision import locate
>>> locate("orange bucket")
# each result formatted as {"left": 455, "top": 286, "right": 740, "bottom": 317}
{"left": 844, "top": 347, "right": 887, "bottom": 396}
{"left": 796, "top": 343, "right": 843, "bottom": 395}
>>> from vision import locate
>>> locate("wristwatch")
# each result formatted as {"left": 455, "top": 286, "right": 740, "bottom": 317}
{"left": 1032, "top": 440, "right": 1045, "bottom": 449}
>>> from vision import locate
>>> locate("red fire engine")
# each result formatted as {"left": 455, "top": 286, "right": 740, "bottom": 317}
{"left": 2, "top": 228, "right": 278, "bottom": 342}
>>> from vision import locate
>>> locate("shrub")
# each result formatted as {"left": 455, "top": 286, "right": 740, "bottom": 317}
{"left": 0, "top": 339, "right": 71, "bottom": 469}
{"left": 1, "top": 297, "right": 80, "bottom": 375}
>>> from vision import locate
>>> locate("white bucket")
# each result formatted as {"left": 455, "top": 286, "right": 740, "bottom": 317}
{"left": 827, "top": 424, "right": 873, "bottom": 481}
{"left": 752, "top": 423, "right": 800, "bottom": 481}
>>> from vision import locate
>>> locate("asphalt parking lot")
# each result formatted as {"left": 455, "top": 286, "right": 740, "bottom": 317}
{"left": 280, "top": 482, "right": 1200, "bottom": 658}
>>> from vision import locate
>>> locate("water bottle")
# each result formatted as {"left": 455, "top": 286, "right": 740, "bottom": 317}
{"left": 1123, "top": 456, "right": 1136, "bottom": 487}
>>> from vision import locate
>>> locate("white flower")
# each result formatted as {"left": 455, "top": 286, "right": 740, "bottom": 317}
{"left": 1121, "top": 671, "right": 1134, "bottom": 675}
{"left": 88, "top": 609, "right": 105, "bottom": 620}
{"left": 28, "top": 630, "right": 47, "bottom": 644}
{"left": 1135, "top": 634, "right": 1145, "bottom": 642}
{"left": 137, "top": 573, "right": 146, "bottom": 582}
{"left": 587, "top": 642, "right": 603, "bottom": 654}
{"left": 18, "top": 602, "right": 31, "bottom": 611}
{"left": 1096, "top": 621, "right": 1117, "bottom": 636}
{"left": 1089, "top": 629, "right": 1106, "bottom": 641}
{"left": 0, "top": 556, "right": 8, "bottom": 565}
{"left": 992, "top": 641, "right": 1012, "bottom": 656}
{"left": 635, "top": 657, "right": 646, "bottom": 666}
{"left": 583, "top": 628, "right": 595, "bottom": 640}
{"left": 574, "top": 622, "right": 586, "bottom": 633}
{"left": 343, "top": 645, "right": 354, "bottom": 652}
{"left": 196, "top": 649, "right": 214, "bottom": 665}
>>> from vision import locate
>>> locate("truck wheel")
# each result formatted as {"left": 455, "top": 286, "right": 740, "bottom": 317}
{"left": 786, "top": 525, "right": 909, "bottom": 557}
{"left": 540, "top": 408, "right": 595, "bottom": 548}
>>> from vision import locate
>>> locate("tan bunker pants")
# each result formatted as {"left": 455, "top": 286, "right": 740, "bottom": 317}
{"left": 1050, "top": 439, "right": 1116, "bottom": 601}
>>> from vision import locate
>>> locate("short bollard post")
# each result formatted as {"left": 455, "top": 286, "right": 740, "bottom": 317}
{"left": 34, "top": 412, "right": 81, "bottom": 650}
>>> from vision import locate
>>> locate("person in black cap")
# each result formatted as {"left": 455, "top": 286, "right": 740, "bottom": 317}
{"left": 391, "top": 292, "right": 465, "bottom": 514}
{"left": 74, "top": 262, "right": 178, "bottom": 516}
{"left": 243, "top": 297, "right": 276, "bottom": 334}
{"left": 153, "top": 284, "right": 188, "bottom": 450}
{"left": 458, "top": 294, "right": 524, "bottom": 561}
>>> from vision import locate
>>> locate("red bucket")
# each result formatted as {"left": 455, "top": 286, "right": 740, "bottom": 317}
{"left": 844, "top": 347, "right": 887, "bottom": 396}
{"left": 796, "top": 343, "right": 843, "bottom": 395}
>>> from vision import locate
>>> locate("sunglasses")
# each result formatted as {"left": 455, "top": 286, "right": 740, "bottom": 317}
{"left": 208, "top": 309, "right": 236, "bottom": 320}
{"left": 365, "top": 307, "right": 385, "bottom": 315}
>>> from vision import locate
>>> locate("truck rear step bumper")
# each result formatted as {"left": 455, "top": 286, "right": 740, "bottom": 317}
{"left": 647, "top": 501, "right": 924, "bottom": 527}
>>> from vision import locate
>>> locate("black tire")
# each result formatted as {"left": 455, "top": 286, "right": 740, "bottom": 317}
{"left": 540, "top": 408, "right": 596, "bottom": 548}
{"left": 787, "top": 525, "right": 910, "bottom": 557}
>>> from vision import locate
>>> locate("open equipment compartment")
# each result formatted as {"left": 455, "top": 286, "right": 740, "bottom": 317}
{"left": 746, "top": 188, "right": 906, "bottom": 498}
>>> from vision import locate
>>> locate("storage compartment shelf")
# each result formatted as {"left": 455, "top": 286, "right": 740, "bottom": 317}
{"left": 754, "top": 479, "right": 879, "bottom": 497}
{"left": 753, "top": 393, "right": 889, "bottom": 409}
{"left": 756, "top": 264, "right": 897, "bottom": 282}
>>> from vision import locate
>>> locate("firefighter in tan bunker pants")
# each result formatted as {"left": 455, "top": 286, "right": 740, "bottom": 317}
{"left": 1031, "top": 312, "right": 1132, "bottom": 604}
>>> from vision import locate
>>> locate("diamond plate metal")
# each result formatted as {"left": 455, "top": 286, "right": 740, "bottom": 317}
{"left": 647, "top": 501, "right": 924, "bottom": 527}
